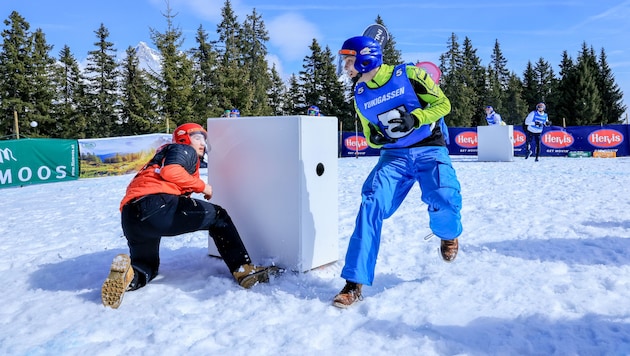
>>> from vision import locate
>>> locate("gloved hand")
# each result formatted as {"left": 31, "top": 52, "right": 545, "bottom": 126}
{"left": 389, "top": 110, "right": 419, "bottom": 133}
{"left": 545, "top": 120, "right": 552, "bottom": 126}
{"left": 369, "top": 124, "right": 393, "bottom": 145}
{"left": 371, "top": 132, "right": 393, "bottom": 145}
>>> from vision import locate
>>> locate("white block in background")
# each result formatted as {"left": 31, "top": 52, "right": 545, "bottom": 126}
{"left": 206, "top": 116, "right": 338, "bottom": 272}
{"left": 477, "top": 125, "right": 514, "bottom": 162}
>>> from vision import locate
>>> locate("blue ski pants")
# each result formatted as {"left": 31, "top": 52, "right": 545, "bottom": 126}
{"left": 340, "top": 146, "right": 462, "bottom": 286}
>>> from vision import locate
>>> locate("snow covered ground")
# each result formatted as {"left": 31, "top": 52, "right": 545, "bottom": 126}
{"left": 1, "top": 155, "right": 629, "bottom": 355}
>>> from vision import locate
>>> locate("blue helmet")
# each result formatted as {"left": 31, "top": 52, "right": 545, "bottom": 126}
{"left": 339, "top": 36, "right": 383, "bottom": 73}
{"left": 307, "top": 105, "right": 320, "bottom": 116}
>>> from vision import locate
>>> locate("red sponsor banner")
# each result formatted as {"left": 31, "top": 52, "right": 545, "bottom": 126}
{"left": 542, "top": 130, "right": 574, "bottom": 149}
{"left": 588, "top": 129, "right": 624, "bottom": 148}
{"left": 344, "top": 135, "right": 368, "bottom": 151}
{"left": 454, "top": 131, "right": 478, "bottom": 148}
{"left": 513, "top": 131, "right": 526, "bottom": 147}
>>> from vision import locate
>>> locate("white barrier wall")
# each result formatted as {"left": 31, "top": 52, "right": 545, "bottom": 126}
{"left": 477, "top": 125, "right": 514, "bottom": 162}
{"left": 206, "top": 116, "right": 339, "bottom": 272}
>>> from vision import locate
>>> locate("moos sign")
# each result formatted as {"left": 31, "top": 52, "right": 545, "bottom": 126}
{"left": 0, "top": 139, "right": 79, "bottom": 188}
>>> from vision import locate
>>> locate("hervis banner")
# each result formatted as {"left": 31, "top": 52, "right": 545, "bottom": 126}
{"left": 0, "top": 138, "right": 79, "bottom": 188}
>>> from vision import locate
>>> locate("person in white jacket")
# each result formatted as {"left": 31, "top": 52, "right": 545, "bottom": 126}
{"left": 524, "top": 102, "right": 551, "bottom": 161}
{"left": 484, "top": 106, "right": 505, "bottom": 125}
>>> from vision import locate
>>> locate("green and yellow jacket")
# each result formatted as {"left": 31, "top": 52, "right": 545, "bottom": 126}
{"left": 353, "top": 63, "right": 451, "bottom": 149}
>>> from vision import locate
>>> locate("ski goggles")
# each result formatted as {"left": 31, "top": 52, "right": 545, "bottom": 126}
{"left": 189, "top": 132, "right": 207, "bottom": 145}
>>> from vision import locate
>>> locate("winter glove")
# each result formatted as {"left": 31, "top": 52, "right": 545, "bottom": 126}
{"left": 545, "top": 120, "right": 552, "bottom": 126}
{"left": 371, "top": 132, "right": 393, "bottom": 145}
{"left": 369, "top": 124, "right": 394, "bottom": 145}
{"left": 389, "top": 110, "right": 419, "bottom": 133}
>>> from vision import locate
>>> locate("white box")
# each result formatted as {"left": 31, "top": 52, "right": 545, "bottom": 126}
{"left": 206, "top": 116, "right": 339, "bottom": 271}
{"left": 477, "top": 125, "right": 514, "bottom": 162}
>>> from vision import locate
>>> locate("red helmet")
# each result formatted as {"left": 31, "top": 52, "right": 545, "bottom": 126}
{"left": 172, "top": 123, "right": 207, "bottom": 145}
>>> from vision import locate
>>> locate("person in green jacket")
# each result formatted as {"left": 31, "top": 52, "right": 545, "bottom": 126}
{"left": 332, "top": 35, "right": 463, "bottom": 308}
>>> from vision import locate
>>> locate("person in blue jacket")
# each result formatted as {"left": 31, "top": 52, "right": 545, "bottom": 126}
{"left": 333, "top": 35, "right": 463, "bottom": 308}
{"left": 484, "top": 106, "right": 505, "bottom": 125}
{"left": 524, "top": 102, "right": 551, "bottom": 161}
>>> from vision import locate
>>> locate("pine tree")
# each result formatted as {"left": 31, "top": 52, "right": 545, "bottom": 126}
{"left": 299, "top": 39, "right": 325, "bottom": 113}
{"left": 297, "top": 40, "right": 350, "bottom": 123}
{"left": 0, "top": 11, "right": 31, "bottom": 138}
{"left": 554, "top": 51, "right": 576, "bottom": 126}
{"left": 284, "top": 74, "right": 304, "bottom": 115}
{"left": 27, "top": 29, "right": 55, "bottom": 137}
{"left": 597, "top": 48, "right": 626, "bottom": 123}
{"left": 84, "top": 23, "right": 119, "bottom": 138}
{"left": 375, "top": 16, "right": 402, "bottom": 65}
{"left": 214, "top": 0, "right": 254, "bottom": 114}
{"left": 119, "top": 46, "right": 157, "bottom": 135}
{"left": 190, "top": 25, "right": 220, "bottom": 119}
{"left": 485, "top": 65, "right": 502, "bottom": 117}
{"left": 439, "top": 33, "right": 475, "bottom": 127}
{"left": 461, "top": 37, "right": 484, "bottom": 126}
{"left": 534, "top": 58, "right": 556, "bottom": 113}
{"left": 150, "top": 2, "right": 195, "bottom": 131}
{"left": 521, "top": 61, "right": 539, "bottom": 110}
{"left": 268, "top": 64, "right": 286, "bottom": 116}
{"left": 439, "top": 33, "right": 462, "bottom": 76}
{"left": 242, "top": 8, "right": 272, "bottom": 115}
{"left": 319, "top": 46, "right": 352, "bottom": 122}
{"left": 489, "top": 39, "right": 510, "bottom": 90}
{"left": 503, "top": 73, "right": 527, "bottom": 125}
{"left": 485, "top": 39, "right": 510, "bottom": 115}
{"left": 573, "top": 43, "right": 601, "bottom": 125}
{"left": 53, "top": 45, "right": 88, "bottom": 138}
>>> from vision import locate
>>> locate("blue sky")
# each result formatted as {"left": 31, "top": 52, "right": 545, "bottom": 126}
{"left": 3, "top": 0, "right": 630, "bottom": 118}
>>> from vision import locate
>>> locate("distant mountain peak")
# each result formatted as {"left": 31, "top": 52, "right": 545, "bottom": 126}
{"left": 134, "top": 42, "right": 162, "bottom": 73}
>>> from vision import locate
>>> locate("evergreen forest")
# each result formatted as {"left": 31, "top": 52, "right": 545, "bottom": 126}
{"left": 0, "top": 0, "right": 626, "bottom": 139}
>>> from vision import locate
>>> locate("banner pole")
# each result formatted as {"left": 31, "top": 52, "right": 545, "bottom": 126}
{"left": 14, "top": 110, "right": 20, "bottom": 139}
{"left": 354, "top": 119, "right": 359, "bottom": 159}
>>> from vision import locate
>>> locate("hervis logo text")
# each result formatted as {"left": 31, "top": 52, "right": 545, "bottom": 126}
{"left": 588, "top": 129, "right": 623, "bottom": 148}
{"left": 344, "top": 136, "right": 368, "bottom": 151}
{"left": 455, "top": 131, "right": 477, "bottom": 148}
{"left": 513, "top": 131, "right": 526, "bottom": 147}
{"left": 542, "top": 131, "right": 574, "bottom": 149}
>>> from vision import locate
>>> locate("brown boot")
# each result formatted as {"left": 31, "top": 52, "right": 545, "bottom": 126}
{"left": 232, "top": 264, "right": 279, "bottom": 289}
{"left": 101, "top": 254, "right": 135, "bottom": 309}
{"left": 332, "top": 281, "right": 363, "bottom": 308}
{"left": 440, "top": 238, "right": 459, "bottom": 262}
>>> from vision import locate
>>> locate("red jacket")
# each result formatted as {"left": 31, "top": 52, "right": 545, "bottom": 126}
{"left": 120, "top": 144, "right": 205, "bottom": 211}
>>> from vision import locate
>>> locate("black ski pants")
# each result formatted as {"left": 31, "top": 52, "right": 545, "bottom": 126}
{"left": 526, "top": 132, "right": 542, "bottom": 159}
{"left": 121, "top": 193, "right": 251, "bottom": 288}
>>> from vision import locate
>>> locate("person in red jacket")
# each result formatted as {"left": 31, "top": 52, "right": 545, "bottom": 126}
{"left": 101, "top": 123, "right": 278, "bottom": 309}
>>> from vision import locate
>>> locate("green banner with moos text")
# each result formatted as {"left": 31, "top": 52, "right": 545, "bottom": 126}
{"left": 0, "top": 138, "right": 79, "bottom": 188}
